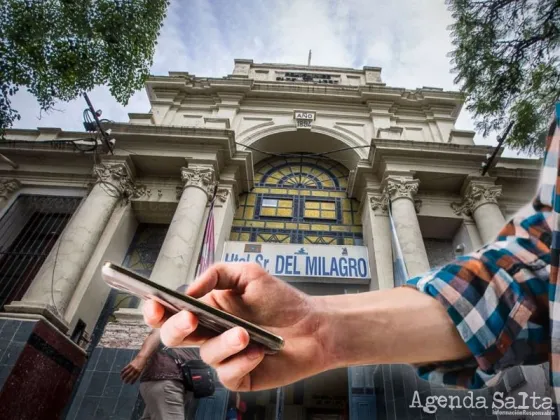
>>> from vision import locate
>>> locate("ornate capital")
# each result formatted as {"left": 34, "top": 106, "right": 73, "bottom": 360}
{"left": 180, "top": 166, "right": 216, "bottom": 200}
{"left": 370, "top": 194, "right": 389, "bottom": 214}
{"left": 0, "top": 179, "right": 21, "bottom": 199}
{"left": 451, "top": 182, "right": 502, "bottom": 216}
{"left": 93, "top": 162, "right": 146, "bottom": 201}
{"left": 385, "top": 177, "right": 419, "bottom": 201}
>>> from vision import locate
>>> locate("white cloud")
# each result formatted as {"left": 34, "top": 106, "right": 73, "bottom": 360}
{"left": 10, "top": 0, "right": 524, "bottom": 157}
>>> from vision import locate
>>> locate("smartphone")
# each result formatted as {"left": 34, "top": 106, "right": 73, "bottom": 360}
{"left": 101, "top": 262, "right": 284, "bottom": 353}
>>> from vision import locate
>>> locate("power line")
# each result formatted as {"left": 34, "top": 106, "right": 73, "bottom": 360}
{"left": 235, "top": 142, "right": 372, "bottom": 159}
{"left": 481, "top": 121, "right": 514, "bottom": 176}
{"left": 83, "top": 93, "right": 114, "bottom": 154}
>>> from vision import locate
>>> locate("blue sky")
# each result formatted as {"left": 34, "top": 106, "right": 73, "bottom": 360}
{"left": 10, "top": 0, "right": 522, "bottom": 157}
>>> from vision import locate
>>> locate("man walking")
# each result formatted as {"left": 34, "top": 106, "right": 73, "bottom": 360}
{"left": 120, "top": 328, "right": 200, "bottom": 420}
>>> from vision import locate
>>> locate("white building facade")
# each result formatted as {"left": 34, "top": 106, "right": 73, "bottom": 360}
{"left": 0, "top": 60, "right": 549, "bottom": 420}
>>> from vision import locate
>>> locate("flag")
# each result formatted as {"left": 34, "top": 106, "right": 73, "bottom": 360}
{"left": 196, "top": 200, "right": 216, "bottom": 277}
{"left": 389, "top": 203, "right": 409, "bottom": 286}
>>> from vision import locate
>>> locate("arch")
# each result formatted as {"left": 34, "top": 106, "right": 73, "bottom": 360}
{"left": 260, "top": 161, "right": 343, "bottom": 189}
{"left": 236, "top": 123, "right": 368, "bottom": 170}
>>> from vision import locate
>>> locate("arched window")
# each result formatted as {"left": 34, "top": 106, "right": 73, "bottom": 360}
{"left": 230, "top": 155, "right": 363, "bottom": 245}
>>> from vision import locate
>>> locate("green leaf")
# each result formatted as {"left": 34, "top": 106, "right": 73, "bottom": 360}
{"left": 0, "top": 0, "right": 169, "bottom": 133}
{"left": 447, "top": 0, "right": 560, "bottom": 155}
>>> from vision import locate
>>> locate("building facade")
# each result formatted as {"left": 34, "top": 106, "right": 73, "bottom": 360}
{"left": 0, "top": 59, "right": 549, "bottom": 419}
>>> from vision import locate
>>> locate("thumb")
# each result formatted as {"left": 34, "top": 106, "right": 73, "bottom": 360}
{"left": 186, "top": 263, "right": 253, "bottom": 298}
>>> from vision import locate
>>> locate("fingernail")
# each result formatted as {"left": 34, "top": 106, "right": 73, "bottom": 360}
{"left": 246, "top": 344, "right": 262, "bottom": 360}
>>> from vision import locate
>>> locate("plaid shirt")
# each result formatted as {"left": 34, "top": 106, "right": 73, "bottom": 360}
{"left": 407, "top": 111, "right": 560, "bottom": 414}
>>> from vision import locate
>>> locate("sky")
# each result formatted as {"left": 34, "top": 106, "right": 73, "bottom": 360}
{"left": 10, "top": 0, "right": 524, "bottom": 158}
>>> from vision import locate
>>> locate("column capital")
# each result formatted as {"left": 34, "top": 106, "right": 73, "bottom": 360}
{"left": 451, "top": 180, "right": 502, "bottom": 216}
{"left": 180, "top": 165, "right": 216, "bottom": 200}
{"left": 384, "top": 176, "right": 420, "bottom": 202}
{"left": 0, "top": 179, "right": 21, "bottom": 199}
{"left": 93, "top": 161, "right": 146, "bottom": 201}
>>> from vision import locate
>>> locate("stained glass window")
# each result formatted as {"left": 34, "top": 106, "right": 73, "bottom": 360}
{"left": 113, "top": 224, "right": 168, "bottom": 310}
{"left": 259, "top": 199, "right": 293, "bottom": 217}
{"left": 231, "top": 155, "right": 362, "bottom": 245}
{"left": 304, "top": 200, "right": 337, "bottom": 220}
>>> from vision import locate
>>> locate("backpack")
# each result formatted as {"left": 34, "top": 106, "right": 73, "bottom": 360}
{"left": 164, "top": 348, "right": 216, "bottom": 398}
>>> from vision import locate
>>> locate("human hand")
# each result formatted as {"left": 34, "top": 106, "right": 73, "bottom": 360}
{"left": 142, "top": 263, "right": 333, "bottom": 392}
{"left": 120, "top": 356, "right": 147, "bottom": 384}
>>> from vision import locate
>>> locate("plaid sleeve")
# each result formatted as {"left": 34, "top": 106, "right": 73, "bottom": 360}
{"left": 405, "top": 204, "right": 551, "bottom": 389}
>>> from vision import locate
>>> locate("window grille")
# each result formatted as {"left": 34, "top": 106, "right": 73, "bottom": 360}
{"left": 0, "top": 195, "right": 82, "bottom": 310}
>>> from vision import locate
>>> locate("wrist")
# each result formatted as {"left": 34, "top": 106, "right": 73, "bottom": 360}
{"left": 311, "top": 292, "right": 388, "bottom": 370}
{"left": 135, "top": 354, "right": 149, "bottom": 364}
{"left": 309, "top": 295, "right": 346, "bottom": 371}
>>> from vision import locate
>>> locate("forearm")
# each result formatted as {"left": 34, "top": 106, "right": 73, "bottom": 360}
{"left": 136, "top": 329, "right": 162, "bottom": 361}
{"left": 316, "top": 287, "right": 472, "bottom": 370}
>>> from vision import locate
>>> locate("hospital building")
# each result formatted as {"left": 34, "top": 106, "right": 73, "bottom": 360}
{"left": 0, "top": 59, "right": 549, "bottom": 419}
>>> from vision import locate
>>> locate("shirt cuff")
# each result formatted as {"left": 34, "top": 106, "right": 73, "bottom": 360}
{"left": 404, "top": 259, "right": 535, "bottom": 390}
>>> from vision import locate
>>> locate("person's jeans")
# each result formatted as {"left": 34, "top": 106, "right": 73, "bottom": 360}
{"left": 140, "top": 379, "right": 195, "bottom": 420}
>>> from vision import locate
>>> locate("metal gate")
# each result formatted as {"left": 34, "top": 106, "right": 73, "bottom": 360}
{"left": 0, "top": 194, "right": 82, "bottom": 310}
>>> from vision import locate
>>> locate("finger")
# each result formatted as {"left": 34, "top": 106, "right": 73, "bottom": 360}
{"left": 120, "top": 368, "right": 130, "bottom": 381}
{"left": 143, "top": 299, "right": 166, "bottom": 328}
{"left": 215, "top": 345, "right": 265, "bottom": 391}
{"left": 199, "top": 327, "right": 250, "bottom": 366}
{"left": 187, "top": 263, "right": 253, "bottom": 298}
{"left": 122, "top": 370, "right": 137, "bottom": 384}
{"left": 120, "top": 365, "right": 134, "bottom": 378}
{"left": 159, "top": 310, "right": 199, "bottom": 347}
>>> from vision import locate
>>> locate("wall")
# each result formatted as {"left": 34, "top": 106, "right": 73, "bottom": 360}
{"left": 452, "top": 221, "right": 476, "bottom": 254}
{"left": 160, "top": 94, "right": 450, "bottom": 148}
{"left": 367, "top": 212, "right": 394, "bottom": 290}
{"left": 65, "top": 346, "right": 142, "bottom": 420}
{"left": 0, "top": 317, "right": 86, "bottom": 420}
{"left": 360, "top": 200, "right": 380, "bottom": 291}
{"left": 424, "top": 238, "right": 455, "bottom": 269}
{"left": 214, "top": 188, "right": 236, "bottom": 259}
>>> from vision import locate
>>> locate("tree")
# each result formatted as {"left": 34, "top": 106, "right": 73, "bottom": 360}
{"left": 0, "top": 0, "right": 169, "bottom": 136}
{"left": 447, "top": 0, "right": 560, "bottom": 155}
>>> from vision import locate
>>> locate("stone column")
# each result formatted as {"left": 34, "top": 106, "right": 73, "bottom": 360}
{"left": 384, "top": 176, "right": 430, "bottom": 277}
{"left": 5, "top": 161, "right": 145, "bottom": 331}
{"left": 0, "top": 179, "right": 21, "bottom": 210}
{"left": 451, "top": 179, "right": 505, "bottom": 244}
{"left": 149, "top": 165, "right": 215, "bottom": 290}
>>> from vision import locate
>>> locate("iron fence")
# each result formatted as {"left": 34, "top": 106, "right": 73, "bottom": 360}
{"left": 0, "top": 195, "right": 83, "bottom": 310}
